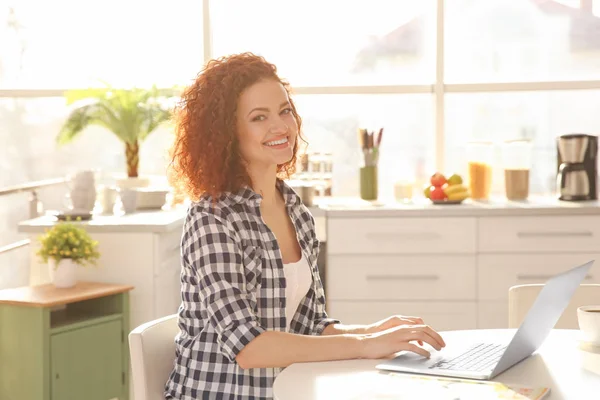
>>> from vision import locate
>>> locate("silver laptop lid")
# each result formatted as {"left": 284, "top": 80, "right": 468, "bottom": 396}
{"left": 491, "top": 260, "right": 594, "bottom": 377}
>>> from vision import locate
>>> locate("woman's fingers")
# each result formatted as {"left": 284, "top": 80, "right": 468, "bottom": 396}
{"left": 399, "top": 325, "right": 446, "bottom": 350}
{"left": 404, "top": 316, "right": 424, "bottom": 325}
{"left": 399, "top": 342, "right": 431, "bottom": 358}
{"left": 422, "top": 325, "right": 446, "bottom": 348}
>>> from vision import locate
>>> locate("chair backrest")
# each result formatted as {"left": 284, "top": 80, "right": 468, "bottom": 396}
{"left": 129, "top": 314, "right": 179, "bottom": 400}
{"left": 508, "top": 283, "right": 600, "bottom": 329}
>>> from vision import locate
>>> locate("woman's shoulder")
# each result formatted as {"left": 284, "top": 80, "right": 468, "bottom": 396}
{"left": 185, "top": 195, "right": 236, "bottom": 228}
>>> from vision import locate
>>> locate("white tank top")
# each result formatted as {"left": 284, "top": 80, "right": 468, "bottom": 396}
{"left": 283, "top": 253, "right": 312, "bottom": 331}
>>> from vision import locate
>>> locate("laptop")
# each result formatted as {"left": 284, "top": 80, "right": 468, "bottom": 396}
{"left": 376, "top": 260, "right": 594, "bottom": 380}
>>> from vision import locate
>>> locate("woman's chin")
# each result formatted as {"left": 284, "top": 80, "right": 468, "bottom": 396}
{"left": 268, "top": 148, "right": 294, "bottom": 166}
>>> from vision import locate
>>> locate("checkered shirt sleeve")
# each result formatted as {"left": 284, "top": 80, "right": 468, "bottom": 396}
{"left": 184, "top": 211, "right": 266, "bottom": 361}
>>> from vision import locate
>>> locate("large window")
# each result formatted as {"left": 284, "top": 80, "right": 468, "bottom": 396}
{"left": 4, "top": 0, "right": 600, "bottom": 288}
{"left": 210, "top": 0, "right": 600, "bottom": 198}
{"left": 445, "top": 0, "right": 600, "bottom": 83}
{"left": 211, "top": 0, "right": 436, "bottom": 86}
{"left": 4, "top": 0, "right": 600, "bottom": 197}
{"left": 0, "top": 1, "right": 203, "bottom": 89}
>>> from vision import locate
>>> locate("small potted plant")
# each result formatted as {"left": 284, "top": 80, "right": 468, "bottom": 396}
{"left": 36, "top": 221, "right": 100, "bottom": 288}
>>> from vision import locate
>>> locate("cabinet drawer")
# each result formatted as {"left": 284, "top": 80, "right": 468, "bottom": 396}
{"left": 478, "top": 301, "right": 508, "bottom": 329}
{"left": 327, "top": 217, "right": 476, "bottom": 255}
{"left": 327, "top": 255, "right": 476, "bottom": 301}
{"left": 478, "top": 253, "right": 599, "bottom": 301}
{"left": 478, "top": 216, "right": 600, "bottom": 253}
{"left": 328, "top": 301, "right": 477, "bottom": 331}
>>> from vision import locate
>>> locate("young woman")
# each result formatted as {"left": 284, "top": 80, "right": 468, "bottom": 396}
{"left": 165, "top": 52, "right": 446, "bottom": 399}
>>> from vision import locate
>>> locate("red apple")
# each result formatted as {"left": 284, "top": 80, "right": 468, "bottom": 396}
{"left": 430, "top": 187, "right": 447, "bottom": 201}
{"left": 430, "top": 172, "right": 447, "bottom": 188}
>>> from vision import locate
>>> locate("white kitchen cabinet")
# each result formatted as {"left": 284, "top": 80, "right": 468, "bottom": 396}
{"left": 477, "top": 301, "right": 508, "bottom": 329}
{"left": 327, "top": 255, "right": 476, "bottom": 301}
{"left": 478, "top": 216, "right": 600, "bottom": 253}
{"left": 18, "top": 210, "right": 185, "bottom": 332}
{"left": 328, "top": 301, "right": 478, "bottom": 331}
{"left": 477, "top": 253, "right": 599, "bottom": 301}
{"left": 326, "top": 216, "right": 478, "bottom": 332}
{"left": 326, "top": 208, "right": 600, "bottom": 331}
{"left": 328, "top": 217, "right": 477, "bottom": 255}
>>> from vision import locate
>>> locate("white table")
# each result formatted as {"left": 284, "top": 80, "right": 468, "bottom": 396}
{"left": 273, "top": 329, "right": 600, "bottom": 400}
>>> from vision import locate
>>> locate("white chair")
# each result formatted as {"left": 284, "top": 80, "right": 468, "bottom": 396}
{"left": 508, "top": 284, "right": 600, "bottom": 329}
{"left": 129, "top": 314, "right": 179, "bottom": 400}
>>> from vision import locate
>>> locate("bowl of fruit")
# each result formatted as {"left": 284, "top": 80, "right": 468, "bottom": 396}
{"left": 424, "top": 173, "right": 470, "bottom": 204}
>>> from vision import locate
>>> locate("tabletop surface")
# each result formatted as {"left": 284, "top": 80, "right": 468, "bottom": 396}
{"left": 273, "top": 329, "right": 600, "bottom": 400}
{"left": 0, "top": 281, "right": 134, "bottom": 307}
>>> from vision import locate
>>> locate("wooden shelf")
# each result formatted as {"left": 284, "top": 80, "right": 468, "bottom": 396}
{"left": 0, "top": 281, "right": 134, "bottom": 307}
{"left": 50, "top": 309, "right": 123, "bottom": 334}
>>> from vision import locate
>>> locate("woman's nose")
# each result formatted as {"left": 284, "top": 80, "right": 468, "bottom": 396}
{"left": 269, "top": 117, "right": 289, "bottom": 134}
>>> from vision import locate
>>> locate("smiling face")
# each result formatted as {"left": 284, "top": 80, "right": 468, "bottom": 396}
{"left": 236, "top": 79, "right": 298, "bottom": 173}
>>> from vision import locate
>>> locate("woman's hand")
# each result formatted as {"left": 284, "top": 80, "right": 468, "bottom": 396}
{"left": 359, "top": 324, "right": 446, "bottom": 360}
{"left": 366, "top": 315, "right": 424, "bottom": 334}
{"left": 366, "top": 315, "right": 428, "bottom": 346}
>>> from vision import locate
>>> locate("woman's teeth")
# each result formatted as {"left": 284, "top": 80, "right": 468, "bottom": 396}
{"left": 265, "top": 137, "right": 288, "bottom": 146}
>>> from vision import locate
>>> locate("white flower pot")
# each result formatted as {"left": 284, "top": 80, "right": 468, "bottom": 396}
{"left": 48, "top": 258, "right": 77, "bottom": 288}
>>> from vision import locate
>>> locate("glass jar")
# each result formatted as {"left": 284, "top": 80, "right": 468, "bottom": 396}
{"left": 466, "top": 141, "right": 494, "bottom": 200}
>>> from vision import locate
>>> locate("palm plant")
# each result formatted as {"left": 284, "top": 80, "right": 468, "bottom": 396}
{"left": 56, "top": 84, "right": 179, "bottom": 178}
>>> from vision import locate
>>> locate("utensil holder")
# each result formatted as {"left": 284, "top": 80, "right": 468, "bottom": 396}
{"left": 360, "top": 166, "right": 378, "bottom": 200}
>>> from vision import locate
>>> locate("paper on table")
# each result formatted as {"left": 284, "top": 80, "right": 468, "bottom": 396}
{"left": 347, "top": 373, "right": 551, "bottom": 400}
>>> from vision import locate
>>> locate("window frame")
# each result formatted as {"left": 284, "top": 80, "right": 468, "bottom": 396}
{"left": 2, "top": 0, "right": 600, "bottom": 172}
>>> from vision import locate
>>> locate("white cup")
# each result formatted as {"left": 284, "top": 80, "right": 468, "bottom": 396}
{"left": 577, "top": 305, "right": 600, "bottom": 346}
{"left": 99, "top": 185, "right": 118, "bottom": 215}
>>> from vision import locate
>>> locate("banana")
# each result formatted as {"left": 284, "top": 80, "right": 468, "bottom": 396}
{"left": 448, "top": 190, "right": 469, "bottom": 201}
{"left": 444, "top": 184, "right": 468, "bottom": 196}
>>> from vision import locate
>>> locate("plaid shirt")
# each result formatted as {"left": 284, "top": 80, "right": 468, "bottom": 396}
{"left": 165, "top": 179, "right": 339, "bottom": 400}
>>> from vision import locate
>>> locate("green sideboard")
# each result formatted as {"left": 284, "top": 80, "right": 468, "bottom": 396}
{"left": 0, "top": 281, "right": 134, "bottom": 400}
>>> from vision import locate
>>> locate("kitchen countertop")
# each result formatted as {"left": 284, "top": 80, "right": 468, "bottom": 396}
{"left": 18, "top": 208, "right": 187, "bottom": 234}
{"left": 17, "top": 196, "right": 600, "bottom": 235}
{"left": 310, "top": 196, "right": 600, "bottom": 218}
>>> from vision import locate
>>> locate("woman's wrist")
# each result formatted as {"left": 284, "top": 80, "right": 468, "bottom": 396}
{"left": 322, "top": 323, "right": 374, "bottom": 336}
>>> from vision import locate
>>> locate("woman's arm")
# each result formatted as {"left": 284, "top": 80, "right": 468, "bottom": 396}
{"left": 321, "top": 323, "right": 371, "bottom": 335}
{"left": 321, "top": 315, "right": 427, "bottom": 336}
{"left": 236, "top": 331, "right": 363, "bottom": 369}
{"left": 236, "top": 324, "right": 446, "bottom": 369}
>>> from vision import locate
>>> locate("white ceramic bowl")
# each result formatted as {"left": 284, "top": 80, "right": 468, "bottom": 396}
{"left": 134, "top": 188, "right": 170, "bottom": 210}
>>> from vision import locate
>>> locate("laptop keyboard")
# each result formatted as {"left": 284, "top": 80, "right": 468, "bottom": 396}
{"left": 429, "top": 343, "right": 506, "bottom": 372}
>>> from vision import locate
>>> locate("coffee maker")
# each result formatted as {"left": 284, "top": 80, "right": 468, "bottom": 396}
{"left": 556, "top": 133, "right": 598, "bottom": 201}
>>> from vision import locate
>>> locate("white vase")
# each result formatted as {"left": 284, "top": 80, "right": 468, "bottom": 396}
{"left": 48, "top": 259, "right": 77, "bottom": 288}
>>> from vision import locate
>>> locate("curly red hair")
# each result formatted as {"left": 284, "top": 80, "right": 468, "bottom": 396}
{"left": 168, "top": 52, "right": 304, "bottom": 201}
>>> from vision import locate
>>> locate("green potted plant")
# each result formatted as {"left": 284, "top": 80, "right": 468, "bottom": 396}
{"left": 36, "top": 221, "right": 100, "bottom": 288}
{"left": 56, "top": 84, "right": 179, "bottom": 188}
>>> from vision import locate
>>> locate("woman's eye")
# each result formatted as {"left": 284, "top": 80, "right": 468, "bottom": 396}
{"left": 252, "top": 115, "right": 266, "bottom": 122}
{"left": 281, "top": 108, "right": 292, "bottom": 115}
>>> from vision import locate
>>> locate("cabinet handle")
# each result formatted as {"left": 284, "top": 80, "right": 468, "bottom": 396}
{"left": 366, "top": 274, "right": 440, "bottom": 281}
{"left": 365, "top": 232, "right": 441, "bottom": 241}
{"left": 517, "top": 274, "right": 592, "bottom": 281}
{"left": 517, "top": 231, "right": 593, "bottom": 238}
{"left": 55, "top": 373, "right": 59, "bottom": 380}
